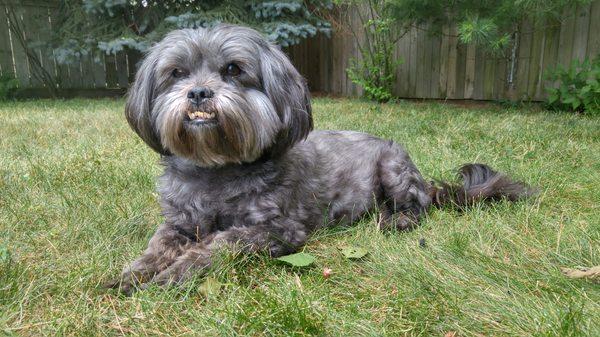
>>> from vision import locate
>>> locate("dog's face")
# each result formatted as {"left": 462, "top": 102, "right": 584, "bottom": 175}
{"left": 125, "top": 25, "right": 312, "bottom": 167}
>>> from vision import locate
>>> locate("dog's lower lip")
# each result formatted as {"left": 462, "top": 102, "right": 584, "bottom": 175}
{"left": 187, "top": 119, "right": 217, "bottom": 126}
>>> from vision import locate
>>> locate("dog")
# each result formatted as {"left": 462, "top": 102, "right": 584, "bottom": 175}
{"left": 110, "top": 24, "right": 534, "bottom": 294}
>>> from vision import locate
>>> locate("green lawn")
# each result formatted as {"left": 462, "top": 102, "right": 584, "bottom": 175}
{"left": 1, "top": 98, "right": 598, "bottom": 336}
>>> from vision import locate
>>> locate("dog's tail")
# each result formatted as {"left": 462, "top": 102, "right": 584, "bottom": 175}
{"left": 428, "top": 163, "right": 537, "bottom": 209}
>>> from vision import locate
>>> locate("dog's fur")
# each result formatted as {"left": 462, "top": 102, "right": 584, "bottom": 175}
{"left": 111, "top": 25, "right": 534, "bottom": 294}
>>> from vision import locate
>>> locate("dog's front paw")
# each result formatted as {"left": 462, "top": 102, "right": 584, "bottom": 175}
{"left": 150, "top": 248, "right": 212, "bottom": 288}
{"left": 378, "top": 212, "right": 418, "bottom": 231}
{"left": 104, "top": 270, "right": 150, "bottom": 296}
{"left": 150, "top": 262, "right": 197, "bottom": 288}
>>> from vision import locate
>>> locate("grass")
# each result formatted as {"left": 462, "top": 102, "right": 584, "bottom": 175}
{"left": 0, "top": 98, "right": 598, "bottom": 336}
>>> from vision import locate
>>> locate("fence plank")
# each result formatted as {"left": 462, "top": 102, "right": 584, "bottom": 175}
{"left": 343, "top": 31, "right": 350, "bottom": 95}
{"left": 446, "top": 25, "right": 458, "bottom": 99}
{"left": 456, "top": 43, "right": 467, "bottom": 98}
{"left": 311, "top": 38, "right": 323, "bottom": 92}
{"left": 429, "top": 33, "right": 441, "bottom": 98}
{"left": 104, "top": 54, "right": 118, "bottom": 89}
{"left": 395, "top": 30, "right": 410, "bottom": 97}
{"left": 330, "top": 28, "right": 342, "bottom": 94}
{"left": 319, "top": 34, "right": 331, "bottom": 93}
{"left": 464, "top": 43, "right": 476, "bottom": 99}
{"left": 415, "top": 27, "right": 428, "bottom": 98}
{"left": 37, "top": 7, "right": 57, "bottom": 87}
{"left": 454, "top": 41, "right": 467, "bottom": 99}
{"left": 68, "top": 60, "right": 84, "bottom": 88}
{"left": 438, "top": 25, "right": 450, "bottom": 99}
{"left": 516, "top": 21, "right": 533, "bottom": 100}
{"left": 528, "top": 25, "right": 545, "bottom": 99}
{"left": 302, "top": 40, "right": 311, "bottom": 86}
{"left": 92, "top": 55, "right": 106, "bottom": 88}
{"left": 114, "top": 51, "right": 129, "bottom": 88}
{"left": 557, "top": 6, "right": 576, "bottom": 68}
{"left": 53, "top": 58, "right": 69, "bottom": 89}
{"left": 8, "top": 5, "right": 31, "bottom": 87}
{"left": 127, "top": 51, "right": 142, "bottom": 85}
{"left": 0, "top": 5, "right": 14, "bottom": 77}
{"left": 348, "top": 9, "right": 361, "bottom": 96}
{"left": 483, "top": 55, "right": 495, "bottom": 100}
{"left": 541, "top": 24, "right": 561, "bottom": 94}
{"left": 494, "top": 57, "right": 507, "bottom": 100}
{"left": 45, "top": 4, "right": 68, "bottom": 89}
{"left": 306, "top": 38, "right": 316, "bottom": 90}
{"left": 473, "top": 47, "right": 485, "bottom": 100}
{"left": 571, "top": 3, "right": 591, "bottom": 62}
{"left": 342, "top": 8, "right": 352, "bottom": 95}
{"left": 407, "top": 26, "right": 418, "bottom": 97}
{"left": 587, "top": 1, "right": 600, "bottom": 59}
{"left": 19, "top": 4, "right": 44, "bottom": 87}
{"left": 80, "top": 55, "right": 98, "bottom": 88}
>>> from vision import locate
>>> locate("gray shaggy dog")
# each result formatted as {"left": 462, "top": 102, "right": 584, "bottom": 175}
{"left": 110, "top": 25, "right": 534, "bottom": 294}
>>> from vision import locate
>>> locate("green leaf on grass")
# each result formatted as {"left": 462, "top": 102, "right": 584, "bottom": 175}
{"left": 276, "top": 252, "right": 316, "bottom": 267}
{"left": 0, "top": 244, "right": 10, "bottom": 263}
{"left": 342, "top": 246, "right": 369, "bottom": 259}
{"left": 198, "top": 276, "right": 222, "bottom": 297}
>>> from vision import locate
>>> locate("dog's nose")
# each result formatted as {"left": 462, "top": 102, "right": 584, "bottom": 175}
{"left": 187, "top": 87, "right": 214, "bottom": 104}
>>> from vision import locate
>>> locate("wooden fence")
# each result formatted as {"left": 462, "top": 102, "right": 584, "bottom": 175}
{"left": 1, "top": 1, "right": 599, "bottom": 100}
{"left": 288, "top": 2, "right": 600, "bottom": 101}
{"left": 0, "top": 0, "right": 135, "bottom": 97}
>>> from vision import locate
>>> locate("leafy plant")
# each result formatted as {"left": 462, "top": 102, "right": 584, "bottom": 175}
{"left": 546, "top": 57, "right": 600, "bottom": 115}
{"left": 339, "top": 0, "right": 404, "bottom": 102}
{"left": 0, "top": 75, "right": 18, "bottom": 101}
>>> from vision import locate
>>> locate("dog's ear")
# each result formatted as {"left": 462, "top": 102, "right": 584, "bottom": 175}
{"left": 259, "top": 42, "right": 313, "bottom": 155}
{"left": 125, "top": 53, "right": 169, "bottom": 155}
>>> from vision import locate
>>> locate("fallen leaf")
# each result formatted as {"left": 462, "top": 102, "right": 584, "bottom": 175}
{"left": 342, "top": 246, "right": 368, "bottom": 259}
{"left": 276, "top": 252, "right": 316, "bottom": 267}
{"left": 198, "top": 276, "right": 222, "bottom": 296}
{"left": 561, "top": 266, "right": 600, "bottom": 282}
{"left": 444, "top": 331, "right": 457, "bottom": 337}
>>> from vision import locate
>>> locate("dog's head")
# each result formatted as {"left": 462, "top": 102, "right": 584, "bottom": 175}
{"left": 125, "top": 25, "right": 312, "bottom": 167}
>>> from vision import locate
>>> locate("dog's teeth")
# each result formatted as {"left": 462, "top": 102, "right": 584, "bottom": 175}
{"left": 188, "top": 111, "right": 215, "bottom": 121}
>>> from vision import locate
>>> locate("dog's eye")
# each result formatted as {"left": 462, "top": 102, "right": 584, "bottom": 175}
{"left": 171, "top": 68, "right": 186, "bottom": 78}
{"left": 224, "top": 63, "right": 242, "bottom": 77}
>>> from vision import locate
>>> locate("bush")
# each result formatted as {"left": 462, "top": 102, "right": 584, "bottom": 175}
{"left": 546, "top": 57, "right": 600, "bottom": 115}
{"left": 341, "top": 0, "right": 402, "bottom": 103}
{"left": 0, "top": 75, "right": 18, "bottom": 101}
{"left": 347, "top": 44, "right": 399, "bottom": 103}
